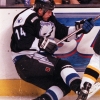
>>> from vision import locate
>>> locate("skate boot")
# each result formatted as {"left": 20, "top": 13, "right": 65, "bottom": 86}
{"left": 76, "top": 82, "right": 92, "bottom": 100}
{"left": 33, "top": 94, "right": 51, "bottom": 100}
{"left": 87, "top": 82, "right": 100, "bottom": 99}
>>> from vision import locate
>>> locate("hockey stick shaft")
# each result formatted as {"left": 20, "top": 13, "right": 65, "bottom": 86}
{"left": 56, "top": 15, "right": 100, "bottom": 45}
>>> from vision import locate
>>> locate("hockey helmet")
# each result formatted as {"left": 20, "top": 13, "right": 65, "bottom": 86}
{"left": 78, "top": 0, "right": 91, "bottom": 4}
{"left": 34, "top": 0, "right": 55, "bottom": 13}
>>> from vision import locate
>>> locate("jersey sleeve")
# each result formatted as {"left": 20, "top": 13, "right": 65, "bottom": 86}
{"left": 11, "top": 13, "right": 40, "bottom": 52}
{"left": 50, "top": 15, "right": 69, "bottom": 40}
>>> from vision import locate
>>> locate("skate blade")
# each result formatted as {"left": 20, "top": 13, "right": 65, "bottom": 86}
{"left": 87, "top": 82, "right": 100, "bottom": 99}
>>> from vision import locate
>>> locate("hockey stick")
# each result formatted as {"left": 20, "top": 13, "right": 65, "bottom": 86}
{"left": 56, "top": 15, "right": 100, "bottom": 45}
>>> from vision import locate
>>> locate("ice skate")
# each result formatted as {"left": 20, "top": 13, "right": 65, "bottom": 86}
{"left": 87, "top": 82, "right": 100, "bottom": 99}
{"left": 76, "top": 82, "right": 92, "bottom": 100}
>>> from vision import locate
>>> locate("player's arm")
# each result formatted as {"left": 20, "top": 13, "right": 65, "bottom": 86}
{"left": 50, "top": 14, "right": 69, "bottom": 40}
{"left": 11, "top": 14, "right": 41, "bottom": 52}
{"left": 51, "top": 15, "right": 94, "bottom": 41}
{"left": 11, "top": 26, "right": 40, "bottom": 52}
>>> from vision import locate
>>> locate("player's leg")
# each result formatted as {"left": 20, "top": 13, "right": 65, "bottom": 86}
{"left": 76, "top": 53, "right": 100, "bottom": 100}
{"left": 76, "top": 32, "right": 100, "bottom": 100}
{"left": 77, "top": 34, "right": 100, "bottom": 100}
{"left": 33, "top": 78, "right": 71, "bottom": 100}
{"left": 80, "top": 53, "right": 100, "bottom": 88}
{"left": 56, "top": 59, "right": 81, "bottom": 93}
{"left": 14, "top": 53, "right": 71, "bottom": 100}
{"left": 31, "top": 54, "right": 71, "bottom": 100}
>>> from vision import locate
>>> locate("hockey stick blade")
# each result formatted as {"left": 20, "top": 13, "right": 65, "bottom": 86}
{"left": 57, "top": 14, "right": 100, "bottom": 45}
{"left": 87, "top": 82, "right": 100, "bottom": 99}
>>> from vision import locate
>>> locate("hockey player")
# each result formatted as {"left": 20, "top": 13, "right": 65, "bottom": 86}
{"left": 10, "top": 0, "right": 94, "bottom": 100}
{"left": 77, "top": 32, "right": 100, "bottom": 100}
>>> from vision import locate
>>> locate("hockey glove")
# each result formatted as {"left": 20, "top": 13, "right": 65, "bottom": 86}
{"left": 38, "top": 37, "right": 58, "bottom": 54}
{"left": 82, "top": 18, "right": 94, "bottom": 33}
{"left": 75, "top": 19, "right": 85, "bottom": 36}
{"left": 75, "top": 18, "right": 94, "bottom": 34}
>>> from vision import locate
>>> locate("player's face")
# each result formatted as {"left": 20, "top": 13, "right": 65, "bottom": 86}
{"left": 38, "top": 9, "right": 52, "bottom": 21}
{"left": 42, "top": 10, "right": 52, "bottom": 21}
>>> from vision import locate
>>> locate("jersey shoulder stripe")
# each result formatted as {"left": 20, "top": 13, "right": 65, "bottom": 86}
{"left": 13, "top": 8, "right": 35, "bottom": 27}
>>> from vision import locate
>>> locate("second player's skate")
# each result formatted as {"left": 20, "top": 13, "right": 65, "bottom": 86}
{"left": 76, "top": 82, "right": 92, "bottom": 100}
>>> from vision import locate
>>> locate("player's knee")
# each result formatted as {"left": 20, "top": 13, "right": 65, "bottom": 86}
{"left": 55, "top": 59, "right": 72, "bottom": 74}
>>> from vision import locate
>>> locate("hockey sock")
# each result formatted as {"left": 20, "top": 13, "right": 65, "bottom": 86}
{"left": 60, "top": 65, "right": 81, "bottom": 93}
{"left": 81, "top": 64, "right": 100, "bottom": 88}
{"left": 70, "top": 79, "right": 81, "bottom": 93}
{"left": 80, "top": 53, "right": 100, "bottom": 88}
{"left": 46, "top": 86, "right": 64, "bottom": 100}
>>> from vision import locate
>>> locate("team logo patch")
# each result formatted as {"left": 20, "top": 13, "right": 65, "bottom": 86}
{"left": 17, "top": 17, "right": 23, "bottom": 23}
{"left": 45, "top": 67, "right": 51, "bottom": 72}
